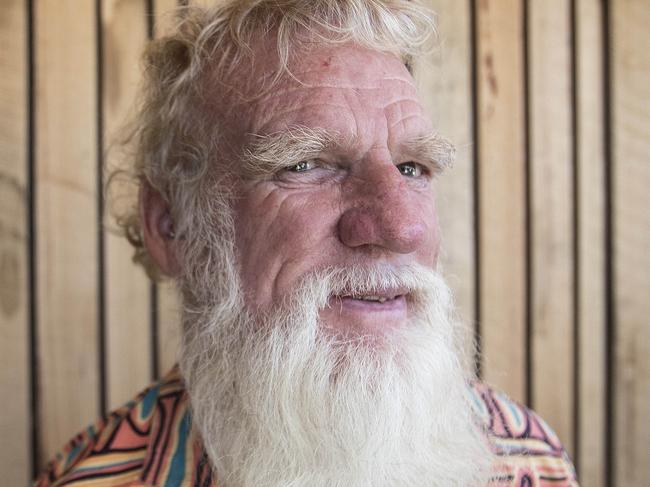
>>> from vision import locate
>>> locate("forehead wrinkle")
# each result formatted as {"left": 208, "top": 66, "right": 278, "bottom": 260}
{"left": 383, "top": 98, "right": 431, "bottom": 150}
{"left": 252, "top": 77, "right": 419, "bottom": 105}
{"left": 388, "top": 114, "right": 431, "bottom": 134}
{"left": 250, "top": 103, "right": 351, "bottom": 135}
{"left": 281, "top": 68, "right": 415, "bottom": 85}
{"left": 381, "top": 97, "right": 427, "bottom": 129}
{"left": 381, "top": 96, "right": 424, "bottom": 112}
{"left": 254, "top": 102, "right": 355, "bottom": 135}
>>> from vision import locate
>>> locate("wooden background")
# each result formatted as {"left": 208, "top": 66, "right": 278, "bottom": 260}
{"left": 1, "top": 0, "right": 648, "bottom": 485}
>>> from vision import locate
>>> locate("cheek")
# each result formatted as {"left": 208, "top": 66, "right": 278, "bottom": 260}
{"left": 233, "top": 186, "right": 339, "bottom": 306}
{"left": 419, "top": 193, "right": 441, "bottom": 265}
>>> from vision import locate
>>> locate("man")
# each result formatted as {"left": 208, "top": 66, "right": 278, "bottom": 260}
{"left": 36, "top": 1, "right": 577, "bottom": 485}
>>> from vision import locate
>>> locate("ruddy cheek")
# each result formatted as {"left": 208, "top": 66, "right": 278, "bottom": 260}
{"left": 419, "top": 206, "right": 440, "bottom": 266}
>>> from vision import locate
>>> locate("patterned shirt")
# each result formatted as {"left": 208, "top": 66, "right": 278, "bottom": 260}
{"left": 34, "top": 367, "right": 578, "bottom": 486}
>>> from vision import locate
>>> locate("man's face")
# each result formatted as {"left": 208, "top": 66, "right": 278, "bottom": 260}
{"left": 177, "top": 43, "right": 494, "bottom": 485}
{"left": 223, "top": 43, "right": 443, "bottom": 337}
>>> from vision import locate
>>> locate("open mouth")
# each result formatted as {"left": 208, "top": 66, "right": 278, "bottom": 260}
{"left": 340, "top": 294, "right": 403, "bottom": 304}
{"left": 322, "top": 288, "right": 411, "bottom": 332}
{"left": 330, "top": 288, "right": 410, "bottom": 310}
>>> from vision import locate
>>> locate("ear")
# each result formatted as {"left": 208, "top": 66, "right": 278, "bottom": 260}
{"left": 139, "top": 181, "right": 180, "bottom": 277}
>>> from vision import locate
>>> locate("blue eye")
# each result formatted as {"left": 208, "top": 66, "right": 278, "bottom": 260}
{"left": 397, "top": 162, "right": 422, "bottom": 177}
{"left": 288, "top": 160, "right": 316, "bottom": 172}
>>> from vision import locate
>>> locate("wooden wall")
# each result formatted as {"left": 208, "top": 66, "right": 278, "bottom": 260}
{"left": 0, "top": 1, "right": 648, "bottom": 485}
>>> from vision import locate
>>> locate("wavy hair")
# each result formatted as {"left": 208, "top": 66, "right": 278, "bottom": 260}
{"left": 107, "top": 0, "right": 436, "bottom": 279}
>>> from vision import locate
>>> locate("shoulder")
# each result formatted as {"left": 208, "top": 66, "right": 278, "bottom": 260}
{"left": 468, "top": 381, "right": 579, "bottom": 486}
{"left": 34, "top": 368, "right": 186, "bottom": 486}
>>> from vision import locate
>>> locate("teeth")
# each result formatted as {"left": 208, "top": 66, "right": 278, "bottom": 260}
{"left": 357, "top": 295, "right": 389, "bottom": 303}
{"left": 339, "top": 294, "right": 398, "bottom": 303}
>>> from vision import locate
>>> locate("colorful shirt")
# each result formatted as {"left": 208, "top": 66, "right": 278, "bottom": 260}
{"left": 34, "top": 367, "right": 578, "bottom": 486}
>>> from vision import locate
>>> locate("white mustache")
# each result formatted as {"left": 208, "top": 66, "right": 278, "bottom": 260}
{"left": 284, "top": 262, "right": 450, "bottom": 315}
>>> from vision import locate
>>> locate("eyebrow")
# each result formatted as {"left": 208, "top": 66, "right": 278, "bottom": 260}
{"left": 241, "top": 126, "right": 340, "bottom": 178}
{"left": 401, "top": 132, "right": 456, "bottom": 175}
{"left": 240, "top": 125, "right": 455, "bottom": 179}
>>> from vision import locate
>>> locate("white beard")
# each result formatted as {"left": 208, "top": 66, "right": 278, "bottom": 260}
{"left": 179, "top": 263, "right": 494, "bottom": 487}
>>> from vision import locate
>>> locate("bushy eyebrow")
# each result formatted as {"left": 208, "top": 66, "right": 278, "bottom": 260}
{"left": 400, "top": 132, "right": 455, "bottom": 175}
{"left": 240, "top": 126, "right": 340, "bottom": 178}
{"left": 240, "top": 125, "right": 455, "bottom": 179}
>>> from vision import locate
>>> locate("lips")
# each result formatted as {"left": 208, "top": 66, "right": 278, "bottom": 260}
{"left": 340, "top": 294, "right": 401, "bottom": 304}
{"left": 336, "top": 286, "right": 408, "bottom": 302}
{"left": 322, "top": 288, "right": 410, "bottom": 335}
{"left": 331, "top": 287, "right": 409, "bottom": 311}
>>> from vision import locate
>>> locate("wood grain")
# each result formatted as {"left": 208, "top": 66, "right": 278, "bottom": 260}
{"left": 35, "top": 0, "right": 99, "bottom": 463}
{"left": 189, "top": 0, "right": 213, "bottom": 7}
{"left": 528, "top": 0, "right": 574, "bottom": 455}
{"left": 154, "top": 0, "right": 180, "bottom": 37}
{"left": 475, "top": 0, "right": 527, "bottom": 402}
{"left": 0, "top": 0, "right": 30, "bottom": 483}
{"left": 0, "top": 0, "right": 648, "bottom": 481}
{"left": 102, "top": 0, "right": 152, "bottom": 410}
{"left": 575, "top": 0, "right": 606, "bottom": 483}
{"left": 420, "top": 0, "right": 475, "bottom": 360}
{"left": 613, "top": 0, "right": 650, "bottom": 484}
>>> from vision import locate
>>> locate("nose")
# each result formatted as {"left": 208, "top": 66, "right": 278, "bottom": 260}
{"left": 337, "top": 165, "right": 427, "bottom": 254}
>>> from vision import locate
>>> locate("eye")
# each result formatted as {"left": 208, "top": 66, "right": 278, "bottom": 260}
{"left": 288, "top": 160, "right": 316, "bottom": 172}
{"left": 396, "top": 162, "right": 423, "bottom": 178}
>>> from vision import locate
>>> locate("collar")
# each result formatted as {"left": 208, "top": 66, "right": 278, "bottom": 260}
{"left": 135, "top": 366, "right": 215, "bottom": 486}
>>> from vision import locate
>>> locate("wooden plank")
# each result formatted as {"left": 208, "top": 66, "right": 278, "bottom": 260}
{"left": 154, "top": 0, "right": 182, "bottom": 377}
{"left": 35, "top": 0, "right": 99, "bottom": 463}
{"left": 419, "top": 0, "right": 475, "bottom": 359}
{"left": 102, "top": 0, "right": 152, "bottom": 410}
{"left": 475, "top": 0, "right": 527, "bottom": 402}
{"left": 613, "top": 0, "right": 650, "bottom": 484}
{"left": 0, "top": 0, "right": 31, "bottom": 483}
{"left": 528, "top": 0, "right": 574, "bottom": 454}
{"left": 154, "top": 0, "right": 179, "bottom": 37}
{"left": 575, "top": 0, "right": 606, "bottom": 483}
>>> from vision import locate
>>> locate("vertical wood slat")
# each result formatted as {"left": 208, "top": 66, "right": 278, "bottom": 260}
{"left": 0, "top": 0, "right": 647, "bottom": 483}
{"left": 475, "top": 0, "right": 527, "bottom": 403}
{"left": 528, "top": 0, "right": 574, "bottom": 454}
{"left": 155, "top": 0, "right": 182, "bottom": 36}
{"left": 420, "top": 0, "right": 475, "bottom": 358}
{"left": 613, "top": 0, "right": 650, "bottom": 484}
{"left": 154, "top": 0, "right": 183, "bottom": 377}
{"left": 35, "top": 0, "right": 99, "bottom": 462}
{"left": 102, "top": 0, "right": 152, "bottom": 410}
{"left": 575, "top": 0, "right": 606, "bottom": 483}
{"left": 190, "top": 0, "right": 214, "bottom": 7}
{"left": 0, "top": 0, "right": 30, "bottom": 484}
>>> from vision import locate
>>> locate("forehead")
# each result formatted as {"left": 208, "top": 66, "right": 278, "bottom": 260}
{"left": 220, "top": 43, "right": 432, "bottom": 148}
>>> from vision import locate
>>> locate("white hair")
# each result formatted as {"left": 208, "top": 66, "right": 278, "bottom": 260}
{"left": 180, "top": 246, "right": 494, "bottom": 485}
{"left": 106, "top": 0, "right": 437, "bottom": 278}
